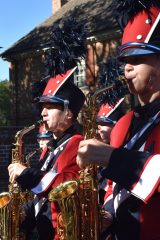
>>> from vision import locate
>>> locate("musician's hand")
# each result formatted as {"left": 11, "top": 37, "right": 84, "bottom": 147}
{"left": 76, "top": 138, "right": 114, "bottom": 169}
{"left": 8, "top": 163, "right": 27, "bottom": 183}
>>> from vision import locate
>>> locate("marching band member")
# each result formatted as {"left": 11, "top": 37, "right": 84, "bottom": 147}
{"left": 8, "top": 17, "right": 86, "bottom": 240}
{"left": 96, "top": 98, "right": 125, "bottom": 144}
{"left": 96, "top": 99, "right": 125, "bottom": 206}
{"left": 37, "top": 123, "right": 53, "bottom": 152}
{"left": 77, "top": 1, "right": 160, "bottom": 239}
{"left": 8, "top": 69, "right": 85, "bottom": 240}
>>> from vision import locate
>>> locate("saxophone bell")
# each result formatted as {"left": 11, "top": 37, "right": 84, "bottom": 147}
{"left": 48, "top": 179, "right": 81, "bottom": 240}
{"left": 0, "top": 192, "right": 11, "bottom": 208}
{"left": 0, "top": 192, "right": 11, "bottom": 240}
{"left": 48, "top": 179, "right": 79, "bottom": 201}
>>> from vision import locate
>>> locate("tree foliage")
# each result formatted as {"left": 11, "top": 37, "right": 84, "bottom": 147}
{"left": 0, "top": 80, "right": 11, "bottom": 125}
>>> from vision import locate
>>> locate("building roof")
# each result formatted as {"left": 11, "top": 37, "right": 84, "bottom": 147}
{"left": 1, "top": 0, "right": 121, "bottom": 60}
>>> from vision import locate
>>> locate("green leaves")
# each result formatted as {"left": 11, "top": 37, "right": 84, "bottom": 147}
{"left": 0, "top": 80, "right": 11, "bottom": 125}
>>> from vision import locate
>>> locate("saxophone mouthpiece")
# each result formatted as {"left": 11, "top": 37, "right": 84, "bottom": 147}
{"left": 35, "top": 119, "right": 43, "bottom": 127}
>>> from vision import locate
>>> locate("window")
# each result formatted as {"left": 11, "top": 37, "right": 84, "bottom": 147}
{"left": 74, "top": 59, "right": 86, "bottom": 87}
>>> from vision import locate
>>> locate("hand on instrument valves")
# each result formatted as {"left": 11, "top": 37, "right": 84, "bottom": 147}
{"left": 76, "top": 138, "right": 114, "bottom": 169}
{"left": 8, "top": 163, "right": 27, "bottom": 183}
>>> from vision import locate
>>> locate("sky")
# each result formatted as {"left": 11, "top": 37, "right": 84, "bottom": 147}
{"left": 0, "top": 0, "right": 52, "bottom": 81}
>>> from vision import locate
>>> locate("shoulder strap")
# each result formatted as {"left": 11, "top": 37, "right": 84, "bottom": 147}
{"left": 130, "top": 113, "right": 160, "bottom": 150}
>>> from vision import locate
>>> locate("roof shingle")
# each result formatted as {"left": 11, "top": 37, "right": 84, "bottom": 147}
{"left": 1, "top": 0, "right": 120, "bottom": 58}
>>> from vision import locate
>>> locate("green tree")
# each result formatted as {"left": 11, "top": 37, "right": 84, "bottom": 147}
{"left": 0, "top": 80, "right": 11, "bottom": 125}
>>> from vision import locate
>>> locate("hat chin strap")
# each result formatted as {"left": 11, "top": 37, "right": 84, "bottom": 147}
{"left": 58, "top": 100, "right": 69, "bottom": 124}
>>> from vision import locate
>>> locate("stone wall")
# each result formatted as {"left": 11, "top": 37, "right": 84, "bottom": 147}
{"left": 0, "top": 126, "right": 40, "bottom": 192}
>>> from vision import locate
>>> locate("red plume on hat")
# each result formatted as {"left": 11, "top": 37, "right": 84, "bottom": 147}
{"left": 112, "top": 0, "right": 160, "bottom": 58}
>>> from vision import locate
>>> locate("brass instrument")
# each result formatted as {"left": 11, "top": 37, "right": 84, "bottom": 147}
{"left": 48, "top": 85, "right": 120, "bottom": 240}
{"left": 48, "top": 180, "right": 80, "bottom": 239}
{"left": 0, "top": 192, "right": 11, "bottom": 240}
{"left": 25, "top": 148, "right": 42, "bottom": 167}
{"left": 0, "top": 120, "right": 43, "bottom": 240}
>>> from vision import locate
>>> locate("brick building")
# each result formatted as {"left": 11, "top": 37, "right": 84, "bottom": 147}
{"left": 1, "top": 0, "right": 121, "bottom": 126}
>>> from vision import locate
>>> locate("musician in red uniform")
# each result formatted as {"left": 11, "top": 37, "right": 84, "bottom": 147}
{"left": 8, "top": 18, "right": 86, "bottom": 240}
{"left": 96, "top": 99, "right": 125, "bottom": 206}
{"left": 96, "top": 98, "right": 125, "bottom": 144}
{"left": 76, "top": 1, "right": 160, "bottom": 239}
{"left": 37, "top": 124, "right": 53, "bottom": 152}
{"left": 8, "top": 68, "right": 85, "bottom": 240}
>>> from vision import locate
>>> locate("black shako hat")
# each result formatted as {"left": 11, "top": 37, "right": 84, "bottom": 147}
{"left": 96, "top": 98, "right": 125, "bottom": 125}
{"left": 112, "top": 0, "right": 160, "bottom": 59}
{"left": 37, "top": 123, "right": 53, "bottom": 139}
{"left": 39, "top": 68, "right": 85, "bottom": 118}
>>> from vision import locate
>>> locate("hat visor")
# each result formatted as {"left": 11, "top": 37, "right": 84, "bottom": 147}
{"left": 39, "top": 95, "right": 64, "bottom": 105}
{"left": 37, "top": 133, "right": 53, "bottom": 138}
{"left": 117, "top": 42, "right": 160, "bottom": 60}
{"left": 96, "top": 116, "right": 116, "bottom": 126}
{"left": 118, "top": 48, "right": 156, "bottom": 60}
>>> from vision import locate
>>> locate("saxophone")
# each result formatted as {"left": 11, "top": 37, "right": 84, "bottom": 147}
{"left": 48, "top": 85, "right": 118, "bottom": 240}
{"left": 25, "top": 147, "right": 42, "bottom": 166}
{"left": 0, "top": 120, "right": 43, "bottom": 240}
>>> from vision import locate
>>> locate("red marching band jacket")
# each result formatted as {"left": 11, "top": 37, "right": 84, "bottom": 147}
{"left": 103, "top": 111, "right": 160, "bottom": 240}
{"left": 17, "top": 132, "right": 83, "bottom": 240}
{"left": 36, "top": 134, "right": 82, "bottom": 239}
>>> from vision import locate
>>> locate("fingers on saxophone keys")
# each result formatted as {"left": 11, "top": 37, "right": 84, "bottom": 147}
{"left": 77, "top": 140, "right": 91, "bottom": 169}
{"left": 8, "top": 164, "right": 12, "bottom": 176}
{"left": 8, "top": 172, "right": 14, "bottom": 183}
{"left": 8, "top": 164, "right": 15, "bottom": 183}
{"left": 9, "top": 174, "right": 15, "bottom": 183}
{"left": 76, "top": 155, "right": 86, "bottom": 169}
